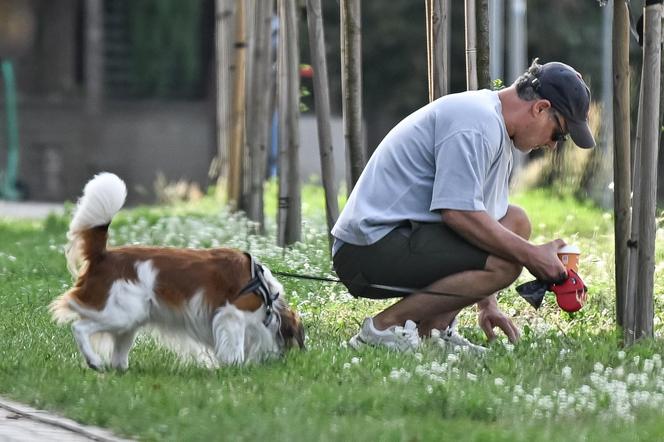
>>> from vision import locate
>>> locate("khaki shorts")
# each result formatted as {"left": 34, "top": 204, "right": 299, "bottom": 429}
{"left": 333, "top": 221, "right": 488, "bottom": 299}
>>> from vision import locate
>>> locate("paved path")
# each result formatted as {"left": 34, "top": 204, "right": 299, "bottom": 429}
{"left": 0, "top": 398, "right": 133, "bottom": 441}
{"left": 0, "top": 201, "right": 64, "bottom": 219}
{"left": 1, "top": 202, "right": 130, "bottom": 441}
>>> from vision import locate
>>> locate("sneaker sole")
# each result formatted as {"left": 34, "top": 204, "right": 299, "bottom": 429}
{"left": 348, "top": 334, "right": 366, "bottom": 350}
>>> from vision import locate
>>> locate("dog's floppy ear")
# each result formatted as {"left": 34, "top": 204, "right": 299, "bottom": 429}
{"left": 279, "top": 308, "right": 306, "bottom": 350}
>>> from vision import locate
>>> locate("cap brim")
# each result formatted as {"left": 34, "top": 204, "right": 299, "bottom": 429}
{"left": 568, "top": 120, "right": 595, "bottom": 149}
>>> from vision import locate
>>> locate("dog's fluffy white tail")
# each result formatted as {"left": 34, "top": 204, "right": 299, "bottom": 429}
{"left": 66, "top": 172, "right": 126, "bottom": 277}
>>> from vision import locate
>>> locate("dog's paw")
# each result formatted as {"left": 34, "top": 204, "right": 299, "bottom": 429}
{"left": 85, "top": 357, "right": 105, "bottom": 372}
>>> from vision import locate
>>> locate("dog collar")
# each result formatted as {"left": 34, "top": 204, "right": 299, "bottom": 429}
{"left": 237, "top": 253, "right": 279, "bottom": 326}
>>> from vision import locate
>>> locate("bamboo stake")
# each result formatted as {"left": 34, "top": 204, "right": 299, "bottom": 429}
{"left": 306, "top": 0, "right": 340, "bottom": 251}
{"left": 612, "top": 0, "right": 631, "bottom": 328}
{"left": 214, "top": 0, "right": 235, "bottom": 192}
{"left": 227, "top": 0, "right": 247, "bottom": 210}
{"left": 464, "top": 0, "right": 478, "bottom": 90}
{"left": 340, "top": 0, "right": 365, "bottom": 192}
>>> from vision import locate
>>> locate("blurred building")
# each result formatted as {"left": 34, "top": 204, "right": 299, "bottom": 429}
{"left": 0, "top": 0, "right": 220, "bottom": 203}
{"left": 3, "top": 0, "right": 346, "bottom": 204}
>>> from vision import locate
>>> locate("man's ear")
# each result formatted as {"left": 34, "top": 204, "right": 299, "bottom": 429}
{"left": 534, "top": 99, "right": 552, "bottom": 114}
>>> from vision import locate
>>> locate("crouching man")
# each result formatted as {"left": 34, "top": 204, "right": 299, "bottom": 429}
{"left": 332, "top": 59, "right": 595, "bottom": 351}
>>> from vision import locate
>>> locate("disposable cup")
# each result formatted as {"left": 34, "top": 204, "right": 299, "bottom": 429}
{"left": 557, "top": 244, "right": 580, "bottom": 272}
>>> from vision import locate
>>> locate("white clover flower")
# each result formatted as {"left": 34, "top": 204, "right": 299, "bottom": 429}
{"left": 615, "top": 366, "right": 624, "bottom": 378}
{"left": 504, "top": 343, "right": 515, "bottom": 352}
{"left": 594, "top": 362, "right": 604, "bottom": 373}
{"left": 466, "top": 373, "right": 477, "bottom": 382}
{"left": 643, "top": 359, "right": 654, "bottom": 373}
{"left": 414, "top": 352, "right": 423, "bottom": 361}
{"left": 494, "top": 377, "right": 504, "bottom": 387}
{"left": 447, "top": 353, "right": 459, "bottom": 364}
{"left": 426, "top": 385, "right": 434, "bottom": 394}
{"left": 343, "top": 363, "right": 351, "bottom": 369}
{"left": 351, "top": 357, "right": 360, "bottom": 365}
{"left": 430, "top": 329, "right": 441, "bottom": 339}
{"left": 562, "top": 366, "right": 572, "bottom": 380}
{"left": 633, "top": 355, "right": 640, "bottom": 366}
{"left": 514, "top": 384, "right": 524, "bottom": 396}
{"left": 626, "top": 373, "right": 636, "bottom": 385}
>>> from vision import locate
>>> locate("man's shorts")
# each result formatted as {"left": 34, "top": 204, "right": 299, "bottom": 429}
{"left": 333, "top": 221, "right": 489, "bottom": 299}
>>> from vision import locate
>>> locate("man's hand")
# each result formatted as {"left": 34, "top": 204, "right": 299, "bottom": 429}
{"left": 524, "top": 239, "right": 568, "bottom": 283}
{"left": 477, "top": 296, "right": 520, "bottom": 343}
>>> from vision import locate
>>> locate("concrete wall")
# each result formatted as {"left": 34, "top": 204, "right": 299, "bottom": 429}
{"left": 3, "top": 102, "right": 346, "bottom": 204}
{"left": 12, "top": 101, "right": 215, "bottom": 204}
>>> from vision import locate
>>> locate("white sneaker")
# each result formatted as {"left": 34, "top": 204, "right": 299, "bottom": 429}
{"left": 349, "top": 317, "right": 421, "bottom": 352}
{"left": 434, "top": 324, "right": 487, "bottom": 353}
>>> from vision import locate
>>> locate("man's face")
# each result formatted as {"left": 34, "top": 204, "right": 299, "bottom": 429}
{"left": 513, "top": 103, "right": 568, "bottom": 153}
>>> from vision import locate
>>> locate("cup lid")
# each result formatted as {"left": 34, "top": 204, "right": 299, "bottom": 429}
{"left": 557, "top": 244, "right": 580, "bottom": 254}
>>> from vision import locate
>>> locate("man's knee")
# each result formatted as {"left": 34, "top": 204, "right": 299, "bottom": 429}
{"left": 485, "top": 255, "right": 523, "bottom": 289}
{"left": 500, "top": 205, "right": 531, "bottom": 240}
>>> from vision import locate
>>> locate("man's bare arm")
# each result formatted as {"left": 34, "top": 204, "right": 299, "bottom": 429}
{"left": 441, "top": 209, "right": 566, "bottom": 282}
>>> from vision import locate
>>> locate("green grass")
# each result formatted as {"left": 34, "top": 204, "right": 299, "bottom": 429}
{"left": 2, "top": 188, "right": 664, "bottom": 441}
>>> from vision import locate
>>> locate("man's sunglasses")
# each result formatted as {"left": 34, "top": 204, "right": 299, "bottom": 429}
{"left": 551, "top": 112, "right": 568, "bottom": 144}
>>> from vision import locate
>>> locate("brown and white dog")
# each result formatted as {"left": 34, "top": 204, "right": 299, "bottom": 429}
{"left": 50, "top": 173, "right": 304, "bottom": 371}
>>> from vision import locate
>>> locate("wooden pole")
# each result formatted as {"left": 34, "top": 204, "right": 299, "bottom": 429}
{"left": 426, "top": 0, "right": 434, "bottom": 102}
{"left": 340, "top": 0, "right": 365, "bottom": 192}
{"left": 625, "top": 77, "right": 644, "bottom": 340}
{"left": 227, "top": 0, "right": 247, "bottom": 210}
{"left": 214, "top": 0, "right": 235, "bottom": 193}
{"left": 306, "top": 0, "right": 340, "bottom": 251}
{"left": 434, "top": 0, "right": 451, "bottom": 98}
{"left": 277, "top": 0, "right": 301, "bottom": 246}
{"left": 630, "top": 0, "right": 662, "bottom": 343}
{"left": 476, "top": 0, "right": 490, "bottom": 89}
{"left": 612, "top": 0, "right": 631, "bottom": 328}
{"left": 464, "top": 0, "right": 478, "bottom": 90}
{"left": 244, "top": 0, "right": 273, "bottom": 229}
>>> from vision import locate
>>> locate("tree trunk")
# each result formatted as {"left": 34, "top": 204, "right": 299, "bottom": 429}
{"left": 244, "top": 0, "right": 273, "bottom": 230}
{"left": 306, "top": 0, "right": 339, "bottom": 251}
{"left": 627, "top": 1, "right": 661, "bottom": 344}
{"left": 476, "top": 0, "right": 490, "bottom": 89}
{"left": 612, "top": 0, "right": 630, "bottom": 328}
{"left": 277, "top": 0, "right": 301, "bottom": 246}
{"left": 464, "top": 0, "right": 478, "bottom": 90}
{"left": 340, "top": 0, "right": 365, "bottom": 191}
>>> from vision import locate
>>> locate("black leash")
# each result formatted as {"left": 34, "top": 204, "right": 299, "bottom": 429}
{"left": 271, "top": 270, "right": 480, "bottom": 300}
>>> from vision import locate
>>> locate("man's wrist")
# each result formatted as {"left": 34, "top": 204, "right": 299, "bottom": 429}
{"left": 477, "top": 294, "right": 498, "bottom": 310}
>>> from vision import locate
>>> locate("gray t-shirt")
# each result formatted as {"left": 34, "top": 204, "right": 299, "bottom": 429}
{"left": 332, "top": 89, "right": 514, "bottom": 252}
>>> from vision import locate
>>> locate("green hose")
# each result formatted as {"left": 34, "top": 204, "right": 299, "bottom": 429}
{"left": 1, "top": 59, "right": 20, "bottom": 200}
